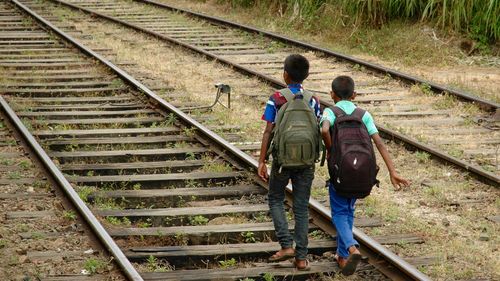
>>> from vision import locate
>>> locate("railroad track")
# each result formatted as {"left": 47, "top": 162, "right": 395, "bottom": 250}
{"left": 0, "top": 0, "right": 446, "bottom": 280}
{"left": 0, "top": 1, "right": 439, "bottom": 280}
{"left": 33, "top": 0, "right": 499, "bottom": 186}
{"left": 0, "top": 98, "right": 124, "bottom": 280}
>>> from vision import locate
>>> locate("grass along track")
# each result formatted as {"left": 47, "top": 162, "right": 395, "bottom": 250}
{"left": 0, "top": 1, "right": 436, "bottom": 280}
{"left": 39, "top": 0, "right": 500, "bottom": 184}
{"left": 10, "top": 0, "right": 500, "bottom": 279}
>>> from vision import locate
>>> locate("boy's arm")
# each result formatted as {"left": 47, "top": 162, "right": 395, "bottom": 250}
{"left": 321, "top": 120, "right": 331, "bottom": 158}
{"left": 372, "top": 133, "right": 410, "bottom": 190}
{"left": 257, "top": 122, "right": 274, "bottom": 182}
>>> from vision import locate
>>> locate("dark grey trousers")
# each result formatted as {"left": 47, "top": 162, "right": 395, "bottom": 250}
{"left": 268, "top": 163, "right": 314, "bottom": 260}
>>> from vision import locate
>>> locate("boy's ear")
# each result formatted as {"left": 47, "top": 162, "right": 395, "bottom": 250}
{"left": 283, "top": 71, "right": 289, "bottom": 81}
{"left": 351, "top": 91, "right": 357, "bottom": 100}
{"left": 331, "top": 91, "right": 341, "bottom": 103}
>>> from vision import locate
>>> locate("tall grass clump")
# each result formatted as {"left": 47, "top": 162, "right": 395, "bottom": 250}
{"left": 225, "top": 0, "right": 328, "bottom": 29}
{"left": 224, "top": 0, "right": 499, "bottom": 43}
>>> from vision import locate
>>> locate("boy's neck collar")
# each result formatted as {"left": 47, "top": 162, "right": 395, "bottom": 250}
{"left": 287, "top": 83, "right": 303, "bottom": 88}
{"left": 336, "top": 100, "right": 354, "bottom": 104}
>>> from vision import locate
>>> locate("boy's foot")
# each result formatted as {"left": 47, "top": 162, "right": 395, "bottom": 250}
{"left": 334, "top": 253, "right": 348, "bottom": 268}
{"left": 293, "top": 258, "right": 310, "bottom": 271}
{"left": 268, "top": 247, "right": 295, "bottom": 262}
{"left": 340, "top": 247, "right": 362, "bottom": 276}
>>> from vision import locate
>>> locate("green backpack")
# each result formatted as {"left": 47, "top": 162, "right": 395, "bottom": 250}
{"left": 267, "top": 88, "right": 321, "bottom": 168}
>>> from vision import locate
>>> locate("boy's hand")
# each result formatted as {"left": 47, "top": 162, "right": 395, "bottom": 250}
{"left": 390, "top": 172, "right": 410, "bottom": 190}
{"left": 258, "top": 161, "right": 269, "bottom": 182}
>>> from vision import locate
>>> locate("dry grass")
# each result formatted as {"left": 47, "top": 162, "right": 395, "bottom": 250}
{"left": 67, "top": 20, "right": 271, "bottom": 142}
{"left": 360, "top": 142, "right": 500, "bottom": 280}
{"left": 158, "top": 0, "right": 500, "bottom": 103}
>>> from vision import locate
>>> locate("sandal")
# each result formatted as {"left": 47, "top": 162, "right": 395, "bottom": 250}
{"left": 268, "top": 248, "right": 295, "bottom": 262}
{"left": 340, "top": 252, "right": 362, "bottom": 276}
{"left": 333, "top": 253, "right": 345, "bottom": 267}
{"left": 294, "top": 259, "right": 310, "bottom": 271}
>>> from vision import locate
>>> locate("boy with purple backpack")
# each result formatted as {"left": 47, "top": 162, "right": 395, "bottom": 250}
{"left": 321, "top": 75, "right": 409, "bottom": 275}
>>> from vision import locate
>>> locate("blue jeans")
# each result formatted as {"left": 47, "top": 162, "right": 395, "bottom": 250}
{"left": 268, "top": 163, "right": 314, "bottom": 260}
{"left": 329, "top": 183, "right": 358, "bottom": 258}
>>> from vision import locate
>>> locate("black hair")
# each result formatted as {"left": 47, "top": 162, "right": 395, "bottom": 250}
{"left": 284, "top": 54, "right": 309, "bottom": 83}
{"left": 331, "top": 75, "right": 355, "bottom": 99}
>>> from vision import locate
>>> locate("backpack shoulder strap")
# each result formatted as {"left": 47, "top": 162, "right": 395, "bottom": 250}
{"left": 301, "top": 90, "right": 314, "bottom": 103}
{"left": 332, "top": 106, "right": 346, "bottom": 118}
{"left": 278, "top": 88, "right": 294, "bottom": 103}
{"left": 351, "top": 107, "right": 366, "bottom": 120}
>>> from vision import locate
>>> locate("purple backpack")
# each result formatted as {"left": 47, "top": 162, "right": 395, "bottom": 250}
{"left": 328, "top": 107, "right": 379, "bottom": 198}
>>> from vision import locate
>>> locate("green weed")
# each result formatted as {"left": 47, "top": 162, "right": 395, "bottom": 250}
{"left": 396, "top": 239, "right": 409, "bottom": 249}
{"left": 105, "top": 216, "right": 131, "bottom": 226}
{"left": 419, "top": 83, "right": 433, "bottom": 96}
{"left": 219, "top": 258, "right": 237, "bottom": 268}
{"left": 311, "top": 186, "right": 328, "bottom": 198}
{"left": 182, "top": 127, "right": 196, "bottom": 138}
{"left": 110, "top": 78, "right": 124, "bottom": 88}
{"left": 424, "top": 186, "right": 447, "bottom": 204}
{"left": 433, "top": 94, "right": 458, "bottom": 110}
{"left": 7, "top": 171, "right": 21, "bottom": 180}
{"left": 447, "top": 147, "right": 464, "bottom": 158}
{"left": 185, "top": 152, "right": 197, "bottom": 160}
{"left": 83, "top": 258, "right": 107, "bottom": 275}
{"left": 63, "top": 210, "right": 77, "bottom": 221}
{"left": 146, "top": 255, "right": 170, "bottom": 272}
{"left": 77, "top": 186, "right": 95, "bottom": 203}
{"left": 184, "top": 179, "right": 198, "bottom": 188}
{"left": 263, "top": 272, "right": 275, "bottom": 281}
{"left": 164, "top": 113, "right": 177, "bottom": 126}
{"left": 202, "top": 158, "right": 232, "bottom": 173}
{"left": 18, "top": 224, "right": 29, "bottom": 232}
{"left": 18, "top": 160, "right": 31, "bottom": 170}
{"left": 95, "top": 198, "right": 123, "bottom": 210}
{"left": 0, "top": 239, "right": 7, "bottom": 249}
{"left": 189, "top": 215, "right": 209, "bottom": 225}
{"left": 415, "top": 151, "right": 431, "bottom": 163}
{"left": 309, "top": 230, "right": 328, "bottom": 240}
{"left": 137, "top": 220, "right": 152, "bottom": 228}
{"left": 0, "top": 158, "right": 14, "bottom": 166}
{"left": 174, "top": 232, "right": 189, "bottom": 245}
{"left": 241, "top": 231, "right": 257, "bottom": 243}
{"left": 253, "top": 212, "right": 269, "bottom": 223}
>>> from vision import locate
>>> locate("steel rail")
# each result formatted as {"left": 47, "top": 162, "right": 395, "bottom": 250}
{"left": 11, "top": 1, "right": 433, "bottom": 280}
{"left": 7, "top": 1, "right": 145, "bottom": 280}
{"left": 135, "top": 0, "right": 500, "bottom": 112}
{"left": 47, "top": 0, "right": 500, "bottom": 186}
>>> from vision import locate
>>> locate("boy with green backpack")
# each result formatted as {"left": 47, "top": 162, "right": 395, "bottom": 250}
{"left": 257, "top": 54, "right": 321, "bottom": 271}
